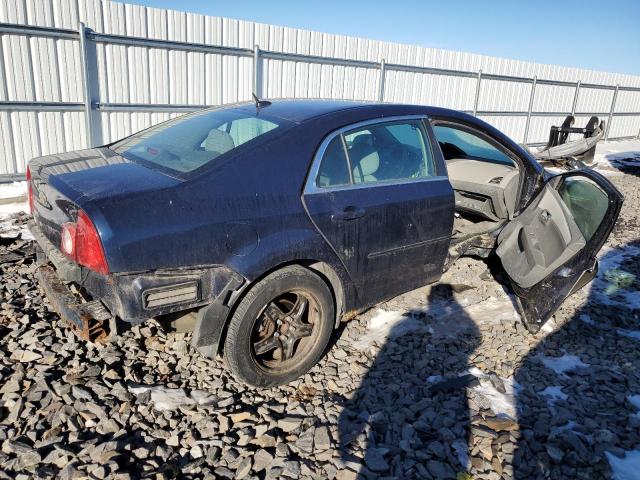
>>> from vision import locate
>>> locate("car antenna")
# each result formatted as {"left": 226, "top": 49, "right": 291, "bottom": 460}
{"left": 252, "top": 93, "right": 272, "bottom": 111}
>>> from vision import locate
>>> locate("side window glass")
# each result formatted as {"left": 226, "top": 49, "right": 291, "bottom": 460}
{"left": 344, "top": 120, "right": 434, "bottom": 184}
{"left": 316, "top": 136, "right": 351, "bottom": 187}
{"left": 558, "top": 176, "right": 609, "bottom": 241}
{"left": 434, "top": 125, "right": 513, "bottom": 165}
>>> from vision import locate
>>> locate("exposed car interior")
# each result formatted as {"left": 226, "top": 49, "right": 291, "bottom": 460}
{"left": 317, "top": 120, "right": 434, "bottom": 188}
{"left": 112, "top": 110, "right": 281, "bottom": 173}
{"left": 433, "top": 124, "right": 521, "bottom": 238}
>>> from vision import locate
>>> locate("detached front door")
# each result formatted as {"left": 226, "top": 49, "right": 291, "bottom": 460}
{"left": 303, "top": 117, "right": 455, "bottom": 306}
{"left": 496, "top": 169, "right": 623, "bottom": 332}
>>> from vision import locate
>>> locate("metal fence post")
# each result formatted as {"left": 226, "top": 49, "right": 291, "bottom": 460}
{"left": 378, "top": 59, "right": 386, "bottom": 102}
{"left": 523, "top": 76, "right": 537, "bottom": 144}
{"left": 78, "top": 22, "right": 102, "bottom": 147}
{"left": 571, "top": 80, "right": 581, "bottom": 115}
{"left": 473, "top": 69, "right": 482, "bottom": 116}
{"left": 605, "top": 84, "right": 619, "bottom": 141}
{"left": 253, "top": 44, "right": 262, "bottom": 98}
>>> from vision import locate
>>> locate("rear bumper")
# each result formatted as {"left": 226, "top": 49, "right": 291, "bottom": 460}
{"left": 36, "top": 264, "right": 112, "bottom": 341}
{"left": 29, "top": 220, "right": 246, "bottom": 332}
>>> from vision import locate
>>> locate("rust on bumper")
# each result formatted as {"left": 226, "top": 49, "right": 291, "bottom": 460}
{"left": 36, "top": 264, "right": 111, "bottom": 342}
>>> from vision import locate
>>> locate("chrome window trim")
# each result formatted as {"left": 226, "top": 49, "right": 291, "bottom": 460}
{"left": 304, "top": 115, "right": 447, "bottom": 195}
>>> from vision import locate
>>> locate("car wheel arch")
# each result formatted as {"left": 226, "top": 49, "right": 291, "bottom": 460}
{"left": 192, "top": 259, "right": 347, "bottom": 359}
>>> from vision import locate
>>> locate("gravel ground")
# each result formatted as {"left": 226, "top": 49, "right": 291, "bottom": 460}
{"left": 1, "top": 141, "right": 639, "bottom": 479}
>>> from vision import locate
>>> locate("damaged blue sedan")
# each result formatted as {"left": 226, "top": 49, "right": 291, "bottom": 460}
{"left": 28, "top": 100, "right": 622, "bottom": 386}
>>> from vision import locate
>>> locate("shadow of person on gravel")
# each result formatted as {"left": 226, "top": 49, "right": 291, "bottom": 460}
{"left": 337, "top": 283, "right": 481, "bottom": 478}
{"left": 514, "top": 240, "right": 640, "bottom": 479}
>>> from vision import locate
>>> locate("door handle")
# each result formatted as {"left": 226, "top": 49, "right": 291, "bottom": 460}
{"left": 331, "top": 206, "right": 365, "bottom": 222}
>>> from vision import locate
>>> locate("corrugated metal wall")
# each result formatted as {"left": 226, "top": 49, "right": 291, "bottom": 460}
{"left": 0, "top": 0, "right": 639, "bottom": 175}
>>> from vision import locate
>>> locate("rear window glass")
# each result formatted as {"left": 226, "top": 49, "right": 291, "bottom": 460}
{"left": 111, "top": 109, "right": 285, "bottom": 173}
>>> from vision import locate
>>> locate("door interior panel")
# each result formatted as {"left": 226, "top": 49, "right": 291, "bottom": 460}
{"left": 496, "top": 184, "right": 586, "bottom": 288}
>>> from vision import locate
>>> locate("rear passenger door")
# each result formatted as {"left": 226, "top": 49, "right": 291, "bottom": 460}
{"left": 303, "top": 117, "right": 455, "bottom": 306}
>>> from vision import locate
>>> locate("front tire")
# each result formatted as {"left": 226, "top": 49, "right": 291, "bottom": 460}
{"left": 223, "top": 265, "right": 335, "bottom": 387}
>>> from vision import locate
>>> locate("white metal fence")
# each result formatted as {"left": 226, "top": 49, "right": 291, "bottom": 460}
{"left": 1, "top": 0, "right": 640, "bottom": 177}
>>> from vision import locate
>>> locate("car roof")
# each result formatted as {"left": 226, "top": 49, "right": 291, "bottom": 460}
{"left": 229, "top": 99, "right": 460, "bottom": 123}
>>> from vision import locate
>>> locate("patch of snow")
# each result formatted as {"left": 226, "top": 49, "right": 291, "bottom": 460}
{"left": 0, "top": 201, "right": 28, "bottom": 217}
{"left": 353, "top": 309, "right": 431, "bottom": 349}
{"left": 606, "top": 450, "right": 640, "bottom": 480}
{"left": 128, "top": 385, "right": 217, "bottom": 412}
{"left": 473, "top": 378, "right": 519, "bottom": 419}
{"left": 592, "top": 140, "right": 640, "bottom": 174}
{"left": 466, "top": 369, "right": 519, "bottom": 419}
{"left": 354, "top": 295, "right": 517, "bottom": 349}
{"left": 588, "top": 245, "right": 640, "bottom": 311}
{"left": 539, "top": 386, "right": 568, "bottom": 402}
{"left": 0, "top": 201, "right": 32, "bottom": 240}
{"left": 540, "top": 318, "right": 558, "bottom": 334}
{"left": 539, "top": 354, "right": 589, "bottom": 375}
{"left": 0, "top": 181, "right": 27, "bottom": 200}
{"left": 465, "top": 366, "right": 485, "bottom": 377}
{"left": 423, "top": 295, "right": 516, "bottom": 338}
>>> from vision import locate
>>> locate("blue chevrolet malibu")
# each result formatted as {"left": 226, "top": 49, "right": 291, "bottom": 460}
{"left": 28, "top": 100, "right": 622, "bottom": 386}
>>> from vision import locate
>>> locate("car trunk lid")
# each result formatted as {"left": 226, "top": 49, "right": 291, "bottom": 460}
{"left": 29, "top": 147, "right": 181, "bottom": 257}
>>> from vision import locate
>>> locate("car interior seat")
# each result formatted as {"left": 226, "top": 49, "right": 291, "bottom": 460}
{"left": 350, "top": 135, "right": 380, "bottom": 183}
{"left": 204, "top": 129, "right": 235, "bottom": 155}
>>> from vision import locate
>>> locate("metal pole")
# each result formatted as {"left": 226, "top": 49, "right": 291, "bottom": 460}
{"left": 571, "top": 80, "right": 581, "bottom": 115}
{"left": 78, "top": 22, "right": 102, "bottom": 147}
{"left": 473, "top": 69, "right": 482, "bottom": 116}
{"left": 523, "top": 76, "right": 537, "bottom": 144}
{"left": 253, "top": 44, "right": 262, "bottom": 98}
{"left": 378, "top": 59, "right": 386, "bottom": 102}
{"left": 605, "top": 84, "right": 619, "bottom": 141}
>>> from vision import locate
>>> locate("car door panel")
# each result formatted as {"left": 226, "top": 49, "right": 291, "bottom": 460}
{"left": 303, "top": 116, "right": 454, "bottom": 308}
{"left": 496, "top": 169, "right": 623, "bottom": 332}
{"left": 304, "top": 178, "right": 454, "bottom": 307}
{"left": 496, "top": 184, "right": 586, "bottom": 288}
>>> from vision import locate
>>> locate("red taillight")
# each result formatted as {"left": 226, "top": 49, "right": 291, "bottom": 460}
{"left": 26, "top": 165, "right": 34, "bottom": 215}
{"left": 60, "top": 210, "right": 109, "bottom": 275}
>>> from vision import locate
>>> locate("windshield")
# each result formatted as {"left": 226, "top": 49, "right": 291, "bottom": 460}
{"left": 111, "top": 108, "right": 288, "bottom": 173}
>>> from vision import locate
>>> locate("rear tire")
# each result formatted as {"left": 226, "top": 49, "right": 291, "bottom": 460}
{"left": 223, "top": 265, "right": 334, "bottom": 387}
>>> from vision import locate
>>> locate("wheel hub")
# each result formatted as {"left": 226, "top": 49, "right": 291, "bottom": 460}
{"left": 252, "top": 291, "right": 316, "bottom": 366}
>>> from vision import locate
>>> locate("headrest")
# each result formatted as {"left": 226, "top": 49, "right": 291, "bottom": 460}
{"left": 352, "top": 151, "right": 380, "bottom": 181}
{"left": 352, "top": 133, "right": 374, "bottom": 148}
{"left": 204, "top": 129, "right": 235, "bottom": 154}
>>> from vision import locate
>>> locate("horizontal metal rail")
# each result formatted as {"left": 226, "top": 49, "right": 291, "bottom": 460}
{"left": 262, "top": 50, "right": 379, "bottom": 69}
{"left": 89, "top": 31, "right": 254, "bottom": 57}
{"left": 95, "top": 103, "right": 208, "bottom": 112}
{"left": 475, "top": 110, "right": 640, "bottom": 117}
{"left": 3, "top": 100, "right": 638, "bottom": 119}
{"left": 1, "top": 22, "right": 639, "bottom": 92}
{"left": 0, "top": 19, "right": 639, "bottom": 179}
{"left": 0, "top": 101, "right": 84, "bottom": 111}
{"left": 0, "top": 173, "right": 25, "bottom": 183}
{"left": 0, "top": 23, "right": 78, "bottom": 39}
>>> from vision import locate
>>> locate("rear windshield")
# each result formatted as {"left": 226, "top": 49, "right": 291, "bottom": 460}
{"left": 110, "top": 108, "right": 289, "bottom": 173}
